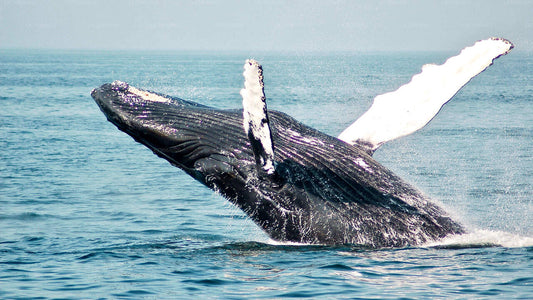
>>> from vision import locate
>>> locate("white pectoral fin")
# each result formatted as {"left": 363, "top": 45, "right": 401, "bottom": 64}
{"left": 338, "top": 37, "right": 514, "bottom": 153}
{"left": 240, "top": 59, "right": 276, "bottom": 175}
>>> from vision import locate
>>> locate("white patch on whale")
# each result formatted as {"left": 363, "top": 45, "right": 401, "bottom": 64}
{"left": 338, "top": 37, "right": 513, "bottom": 152}
{"left": 354, "top": 157, "right": 373, "bottom": 173}
{"left": 112, "top": 80, "right": 172, "bottom": 105}
{"left": 240, "top": 59, "right": 275, "bottom": 175}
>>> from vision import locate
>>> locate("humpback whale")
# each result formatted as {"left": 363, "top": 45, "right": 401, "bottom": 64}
{"left": 91, "top": 38, "right": 513, "bottom": 248}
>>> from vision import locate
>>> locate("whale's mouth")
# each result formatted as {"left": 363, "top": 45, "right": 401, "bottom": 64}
{"left": 91, "top": 81, "right": 249, "bottom": 173}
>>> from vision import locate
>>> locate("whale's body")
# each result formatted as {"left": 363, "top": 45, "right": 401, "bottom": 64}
{"left": 92, "top": 82, "right": 463, "bottom": 247}
{"left": 91, "top": 38, "right": 513, "bottom": 248}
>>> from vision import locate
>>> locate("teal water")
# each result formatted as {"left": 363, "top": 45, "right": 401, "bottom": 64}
{"left": 1, "top": 50, "right": 532, "bottom": 299}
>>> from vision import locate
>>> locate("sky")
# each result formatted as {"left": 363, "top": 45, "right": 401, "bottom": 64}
{"left": 1, "top": 0, "right": 532, "bottom": 52}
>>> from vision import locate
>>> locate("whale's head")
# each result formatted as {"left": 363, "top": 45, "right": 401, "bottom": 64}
{"left": 91, "top": 81, "right": 257, "bottom": 186}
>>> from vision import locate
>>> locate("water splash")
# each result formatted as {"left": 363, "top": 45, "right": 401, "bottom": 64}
{"left": 425, "top": 229, "right": 533, "bottom": 249}
{"left": 262, "top": 230, "right": 533, "bottom": 250}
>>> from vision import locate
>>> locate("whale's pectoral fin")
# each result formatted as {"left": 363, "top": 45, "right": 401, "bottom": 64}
{"left": 240, "top": 59, "right": 276, "bottom": 176}
{"left": 338, "top": 37, "right": 514, "bottom": 154}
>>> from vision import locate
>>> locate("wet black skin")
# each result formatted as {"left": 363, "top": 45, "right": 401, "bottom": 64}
{"left": 91, "top": 81, "right": 465, "bottom": 248}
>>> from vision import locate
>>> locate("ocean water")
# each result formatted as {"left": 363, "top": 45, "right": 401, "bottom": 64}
{"left": 1, "top": 49, "right": 532, "bottom": 299}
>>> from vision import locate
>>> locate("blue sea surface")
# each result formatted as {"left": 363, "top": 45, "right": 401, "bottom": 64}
{"left": 1, "top": 49, "right": 532, "bottom": 299}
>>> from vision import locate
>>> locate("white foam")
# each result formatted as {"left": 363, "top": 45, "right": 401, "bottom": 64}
{"left": 264, "top": 238, "right": 311, "bottom": 246}
{"left": 424, "top": 229, "right": 533, "bottom": 248}
{"left": 263, "top": 230, "right": 533, "bottom": 249}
